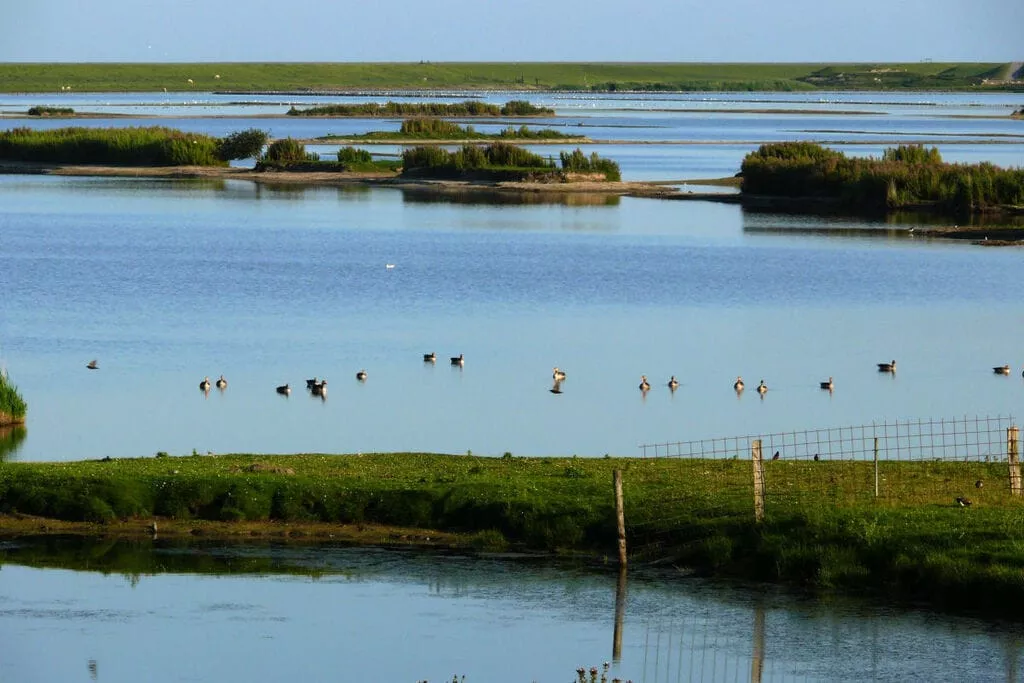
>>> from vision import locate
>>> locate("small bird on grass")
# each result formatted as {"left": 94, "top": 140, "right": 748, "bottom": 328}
{"left": 813, "top": 453, "right": 820, "bottom": 462}
{"left": 956, "top": 496, "right": 972, "bottom": 507}
{"left": 772, "top": 451, "right": 780, "bottom": 461}
{"left": 975, "top": 480, "right": 984, "bottom": 489}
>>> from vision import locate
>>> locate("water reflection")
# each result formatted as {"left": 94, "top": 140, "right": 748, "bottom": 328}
{"left": 0, "top": 424, "right": 26, "bottom": 461}
{"left": 1, "top": 538, "right": 1022, "bottom": 682}
{"left": 400, "top": 187, "right": 621, "bottom": 206}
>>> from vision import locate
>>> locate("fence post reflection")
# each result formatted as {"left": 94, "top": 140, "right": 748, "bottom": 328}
{"left": 613, "top": 566, "right": 627, "bottom": 662}
{"left": 751, "top": 602, "right": 766, "bottom": 683}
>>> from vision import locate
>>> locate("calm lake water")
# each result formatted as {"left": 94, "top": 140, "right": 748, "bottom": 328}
{"left": 2, "top": 91, "right": 1024, "bottom": 681}
{"left": 1, "top": 541, "right": 1021, "bottom": 683}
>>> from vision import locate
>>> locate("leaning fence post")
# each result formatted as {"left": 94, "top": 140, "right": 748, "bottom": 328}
{"left": 1008, "top": 427, "right": 1021, "bottom": 497}
{"left": 752, "top": 440, "right": 765, "bottom": 523}
{"left": 874, "top": 437, "right": 880, "bottom": 498}
{"left": 613, "top": 469, "right": 627, "bottom": 567}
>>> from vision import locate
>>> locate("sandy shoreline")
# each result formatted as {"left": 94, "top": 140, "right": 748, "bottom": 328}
{"left": 0, "top": 160, "right": 677, "bottom": 197}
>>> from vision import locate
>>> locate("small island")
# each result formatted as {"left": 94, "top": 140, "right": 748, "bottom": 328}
{"left": 740, "top": 142, "right": 1024, "bottom": 219}
{"left": 27, "top": 106, "right": 75, "bottom": 117}
{"left": 287, "top": 99, "right": 554, "bottom": 117}
{"left": 319, "top": 118, "right": 586, "bottom": 143}
{"left": 1013, "top": 108, "right": 1024, "bottom": 119}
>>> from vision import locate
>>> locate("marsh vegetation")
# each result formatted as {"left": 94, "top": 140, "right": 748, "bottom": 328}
{"left": 0, "top": 371, "right": 26, "bottom": 427}
{"left": 741, "top": 142, "right": 1024, "bottom": 215}
{"left": 330, "top": 118, "right": 582, "bottom": 142}
{"left": 287, "top": 99, "right": 553, "bottom": 117}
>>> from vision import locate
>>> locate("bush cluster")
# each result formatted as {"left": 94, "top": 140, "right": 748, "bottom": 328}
{"left": 402, "top": 142, "right": 556, "bottom": 174}
{"left": 215, "top": 128, "right": 267, "bottom": 161}
{"left": 261, "top": 138, "right": 319, "bottom": 164}
{"left": 27, "top": 106, "right": 74, "bottom": 116}
{"left": 336, "top": 146, "right": 372, "bottom": 164}
{"left": 741, "top": 142, "right": 1024, "bottom": 213}
{"left": 559, "top": 148, "right": 622, "bottom": 181}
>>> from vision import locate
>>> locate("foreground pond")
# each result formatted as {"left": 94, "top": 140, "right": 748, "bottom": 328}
{"left": 0, "top": 540, "right": 1020, "bottom": 682}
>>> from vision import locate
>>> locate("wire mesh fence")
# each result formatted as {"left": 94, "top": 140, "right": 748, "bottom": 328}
{"left": 638, "top": 414, "right": 1016, "bottom": 463}
{"left": 625, "top": 416, "right": 1022, "bottom": 551}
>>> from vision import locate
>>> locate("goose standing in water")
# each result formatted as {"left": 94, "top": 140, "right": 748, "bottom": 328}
{"left": 216, "top": 375, "right": 227, "bottom": 390}
{"left": 199, "top": 376, "right": 211, "bottom": 391}
{"left": 276, "top": 383, "right": 291, "bottom": 396}
{"left": 877, "top": 360, "right": 896, "bottom": 373}
{"left": 820, "top": 376, "right": 833, "bottom": 391}
{"left": 450, "top": 354, "right": 464, "bottom": 366}
{"left": 733, "top": 376, "right": 744, "bottom": 392}
{"left": 552, "top": 367, "right": 567, "bottom": 380}
{"left": 639, "top": 375, "right": 651, "bottom": 392}
{"left": 86, "top": 359, "right": 99, "bottom": 370}
{"left": 993, "top": 365, "right": 1011, "bottom": 375}
{"left": 757, "top": 379, "right": 768, "bottom": 395}
{"left": 423, "top": 352, "right": 436, "bottom": 363}
{"left": 667, "top": 375, "right": 679, "bottom": 390}
{"left": 356, "top": 370, "right": 368, "bottom": 381}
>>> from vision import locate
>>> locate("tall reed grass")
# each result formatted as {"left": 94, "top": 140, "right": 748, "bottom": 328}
{"left": 0, "top": 126, "right": 226, "bottom": 166}
{"left": 0, "top": 371, "right": 26, "bottom": 425}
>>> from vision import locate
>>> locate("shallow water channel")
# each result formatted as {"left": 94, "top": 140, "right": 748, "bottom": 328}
{"left": 0, "top": 539, "right": 1021, "bottom": 683}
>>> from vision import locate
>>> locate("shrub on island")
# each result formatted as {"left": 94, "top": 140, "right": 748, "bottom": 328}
{"left": 27, "top": 106, "right": 74, "bottom": 116}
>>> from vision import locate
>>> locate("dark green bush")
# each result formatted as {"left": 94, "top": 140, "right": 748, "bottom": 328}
{"left": 559, "top": 148, "right": 622, "bottom": 181}
{"left": 27, "top": 106, "right": 74, "bottom": 116}
{"left": 216, "top": 128, "right": 268, "bottom": 161}
{"left": 262, "top": 138, "right": 318, "bottom": 164}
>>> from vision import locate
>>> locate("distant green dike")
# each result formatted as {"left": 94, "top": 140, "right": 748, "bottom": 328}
{"left": 0, "top": 62, "right": 1014, "bottom": 93}
{"left": 3, "top": 453, "right": 1024, "bottom": 618}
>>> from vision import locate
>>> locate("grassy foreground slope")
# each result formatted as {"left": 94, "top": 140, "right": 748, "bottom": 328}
{"left": 3, "top": 453, "right": 1024, "bottom": 616}
{"left": 0, "top": 62, "right": 1013, "bottom": 93}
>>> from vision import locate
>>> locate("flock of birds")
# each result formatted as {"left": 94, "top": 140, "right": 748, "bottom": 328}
{"left": 86, "top": 356, "right": 1024, "bottom": 400}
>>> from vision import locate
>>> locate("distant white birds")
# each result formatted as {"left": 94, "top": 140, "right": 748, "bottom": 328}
{"left": 385, "top": 263, "right": 395, "bottom": 270}
{"left": 187, "top": 78, "right": 194, "bottom": 86}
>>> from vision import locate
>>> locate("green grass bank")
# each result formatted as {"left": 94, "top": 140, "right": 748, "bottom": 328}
{"left": 2, "top": 453, "right": 1024, "bottom": 617}
{"left": 288, "top": 100, "right": 553, "bottom": 117}
{"left": 0, "top": 62, "right": 1015, "bottom": 93}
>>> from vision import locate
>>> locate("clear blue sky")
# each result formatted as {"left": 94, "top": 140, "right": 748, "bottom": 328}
{"left": 2, "top": 0, "right": 1020, "bottom": 62}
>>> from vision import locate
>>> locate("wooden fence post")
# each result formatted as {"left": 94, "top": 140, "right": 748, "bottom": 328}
{"left": 613, "top": 469, "right": 627, "bottom": 567}
{"left": 874, "top": 437, "right": 880, "bottom": 498}
{"left": 752, "top": 440, "right": 765, "bottom": 523}
{"left": 1008, "top": 427, "right": 1021, "bottom": 497}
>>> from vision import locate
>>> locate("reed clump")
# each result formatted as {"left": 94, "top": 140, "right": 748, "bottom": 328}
{"left": 0, "top": 371, "right": 26, "bottom": 426}
{"left": 741, "top": 142, "right": 1024, "bottom": 214}
{"left": 402, "top": 143, "right": 620, "bottom": 181}
{"left": 0, "top": 126, "right": 227, "bottom": 166}
{"left": 340, "top": 118, "right": 579, "bottom": 142}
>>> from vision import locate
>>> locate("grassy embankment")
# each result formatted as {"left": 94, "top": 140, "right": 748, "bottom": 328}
{"left": 0, "top": 371, "right": 26, "bottom": 427}
{"left": 2, "top": 453, "right": 1024, "bottom": 616}
{"left": 0, "top": 126, "right": 269, "bottom": 166}
{"left": 288, "top": 100, "right": 553, "bottom": 117}
{"left": 0, "top": 62, "right": 1015, "bottom": 93}
{"left": 740, "top": 142, "right": 1024, "bottom": 218}
{"left": 321, "top": 118, "right": 584, "bottom": 143}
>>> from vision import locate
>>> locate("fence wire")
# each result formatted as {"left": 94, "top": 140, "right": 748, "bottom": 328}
{"left": 639, "top": 415, "right": 1015, "bottom": 463}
